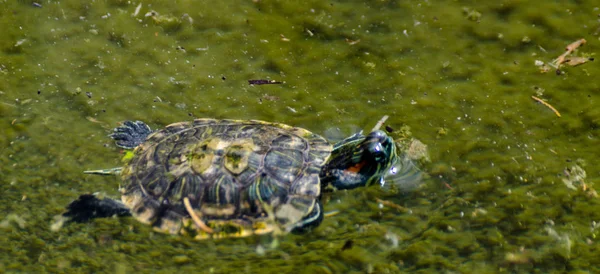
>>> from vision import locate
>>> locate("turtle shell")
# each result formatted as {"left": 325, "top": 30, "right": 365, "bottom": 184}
{"left": 118, "top": 119, "right": 332, "bottom": 239}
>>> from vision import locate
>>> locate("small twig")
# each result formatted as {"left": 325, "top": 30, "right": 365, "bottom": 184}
{"left": 371, "top": 115, "right": 389, "bottom": 132}
{"left": 323, "top": 210, "right": 340, "bottom": 217}
{"left": 531, "top": 96, "right": 561, "bottom": 117}
{"left": 183, "top": 197, "right": 214, "bottom": 233}
{"left": 375, "top": 198, "right": 408, "bottom": 212}
{"left": 1, "top": 101, "right": 17, "bottom": 107}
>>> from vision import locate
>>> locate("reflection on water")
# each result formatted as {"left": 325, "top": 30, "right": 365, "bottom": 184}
{"left": 382, "top": 153, "right": 425, "bottom": 193}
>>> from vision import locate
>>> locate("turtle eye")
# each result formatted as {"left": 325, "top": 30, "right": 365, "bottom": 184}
{"left": 363, "top": 130, "right": 398, "bottom": 170}
{"left": 364, "top": 131, "right": 392, "bottom": 163}
{"left": 369, "top": 142, "right": 387, "bottom": 163}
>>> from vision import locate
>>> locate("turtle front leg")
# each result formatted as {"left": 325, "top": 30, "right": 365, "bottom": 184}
{"left": 109, "top": 120, "right": 153, "bottom": 149}
{"left": 63, "top": 194, "right": 131, "bottom": 223}
{"left": 289, "top": 200, "right": 324, "bottom": 234}
{"left": 323, "top": 168, "right": 368, "bottom": 191}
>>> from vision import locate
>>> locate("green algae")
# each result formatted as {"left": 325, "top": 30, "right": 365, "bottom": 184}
{"left": 1, "top": 0, "right": 600, "bottom": 273}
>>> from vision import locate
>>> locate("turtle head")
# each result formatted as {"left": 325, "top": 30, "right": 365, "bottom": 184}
{"left": 321, "top": 130, "right": 398, "bottom": 190}
{"left": 364, "top": 130, "right": 395, "bottom": 165}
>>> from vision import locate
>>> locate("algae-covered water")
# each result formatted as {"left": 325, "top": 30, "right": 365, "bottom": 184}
{"left": 1, "top": 0, "right": 600, "bottom": 273}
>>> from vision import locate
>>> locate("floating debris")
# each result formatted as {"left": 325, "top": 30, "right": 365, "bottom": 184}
{"left": 144, "top": 10, "right": 182, "bottom": 32}
{"left": 531, "top": 96, "right": 561, "bottom": 118}
{"left": 50, "top": 215, "right": 67, "bottom": 232}
{"left": 534, "top": 60, "right": 552, "bottom": 73}
{"left": 564, "top": 39, "right": 586, "bottom": 55}
{"left": 555, "top": 39, "right": 586, "bottom": 66}
{"left": 563, "top": 56, "right": 594, "bottom": 67}
{"left": 172, "top": 255, "right": 191, "bottom": 264}
{"left": 545, "top": 226, "right": 572, "bottom": 259}
{"left": 132, "top": 3, "right": 142, "bottom": 17}
{"left": 248, "top": 79, "right": 282, "bottom": 85}
{"left": 504, "top": 247, "right": 533, "bottom": 265}
{"left": 181, "top": 14, "right": 194, "bottom": 25}
{"left": 14, "top": 39, "right": 28, "bottom": 47}
{"left": 261, "top": 94, "right": 280, "bottom": 102}
{"left": 256, "top": 244, "right": 266, "bottom": 256}
{"left": 545, "top": 38, "right": 593, "bottom": 74}
{"left": 286, "top": 106, "right": 297, "bottom": 113}
{"left": 0, "top": 214, "right": 26, "bottom": 229}
{"left": 384, "top": 231, "right": 399, "bottom": 248}
{"left": 175, "top": 45, "right": 186, "bottom": 53}
{"left": 345, "top": 38, "right": 361, "bottom": 45}
{"left": 323, "top": 210, "right": 340, "bottom": 217}
{"left": 406, "top": 139, "right": 430, "bottom": 162}
{"left": 562, "top": 164, "right": 587, "bottom": 190}
{"left": 341, "top": 239, "right": 354, "bottom": 251}
{"left": 85, "top": 116, "right": 107, "bottom": 126}
{"left": 145, "top": 10, "right": 158, "bottom": 17}
{"left": 462, "top": 7, "right": 482, "bottom": 22}
{"left": 375, "top": 198, "right": 407, "bottom": 212}
{"left": 371, "top": 115, "right": 389, "bottom": 132}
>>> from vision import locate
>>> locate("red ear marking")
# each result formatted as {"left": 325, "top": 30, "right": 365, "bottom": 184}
{"left": 345, "top": 160, "right": 367, "bottom": 173}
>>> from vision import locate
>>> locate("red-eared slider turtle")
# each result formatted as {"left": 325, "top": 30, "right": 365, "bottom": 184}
{"left": 63, "top": 118, "right": 398, "bottom": 239}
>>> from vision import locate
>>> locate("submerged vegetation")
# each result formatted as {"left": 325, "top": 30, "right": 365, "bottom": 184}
{"left": 1, "top": 0, "right": 599, "bottom": 273}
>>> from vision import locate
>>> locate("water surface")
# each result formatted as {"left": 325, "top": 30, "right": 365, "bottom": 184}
{"left": 1, "top": 1, "right": 600, "bottom": 273}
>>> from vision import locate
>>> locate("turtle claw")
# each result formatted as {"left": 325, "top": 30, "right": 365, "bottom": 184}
{"left": 109, "top": 120, "right": 152, "bottom": 149}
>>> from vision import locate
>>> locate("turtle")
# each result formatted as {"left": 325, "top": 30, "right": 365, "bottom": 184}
{"left": 62, "top": 117, "right": 398, "bottom": 239}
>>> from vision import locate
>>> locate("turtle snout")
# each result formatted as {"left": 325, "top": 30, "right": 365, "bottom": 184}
{"left": 370, "top": 142, "right": 387, "bottom": 163}
{"left": 365, "top": 130, "right": 394, "bottom": 163}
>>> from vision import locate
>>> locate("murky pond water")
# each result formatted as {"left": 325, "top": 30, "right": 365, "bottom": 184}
{"left": 1, "top": 1, "right": 600, "bottom": 273}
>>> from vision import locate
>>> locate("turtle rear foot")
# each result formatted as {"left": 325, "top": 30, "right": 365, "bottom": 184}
{"left": 109, "top": 120, "right": 152, "bottom": 149}
{"left": 63, "top": 194, "right": 131, "bottom": 223}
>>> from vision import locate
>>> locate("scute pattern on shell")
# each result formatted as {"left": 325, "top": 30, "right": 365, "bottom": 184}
{"left": 118, "top": 118, "right": 332, "bottom": 236}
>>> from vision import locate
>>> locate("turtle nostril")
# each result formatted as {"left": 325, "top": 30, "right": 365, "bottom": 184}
{"left": 373, "top": 151, "right": 386, "bottom": 163}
